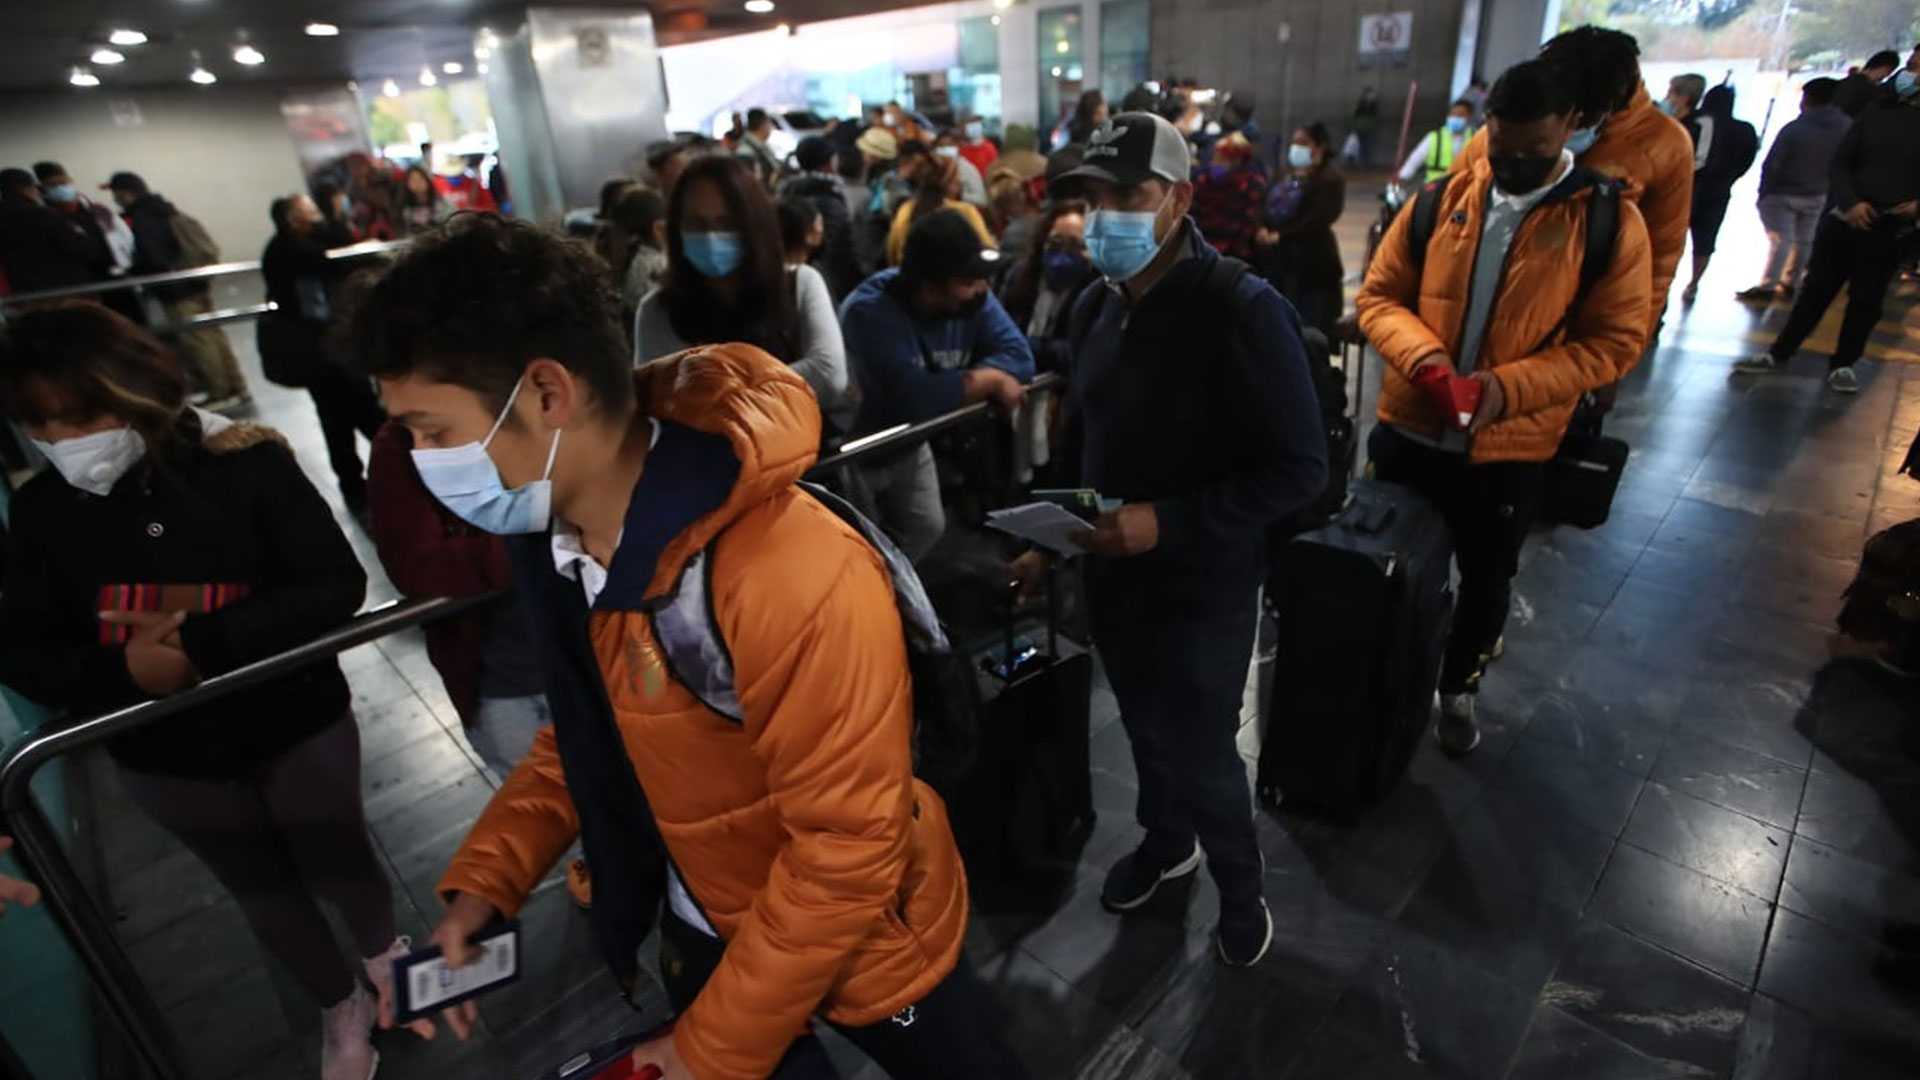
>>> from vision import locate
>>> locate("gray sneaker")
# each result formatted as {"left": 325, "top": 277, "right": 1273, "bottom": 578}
{"left": 1732, "top": 354, "right": 1782, "bottom": 374}
{"left": 1827, "top": 366, "right": 1860, "bottom": 394}
{"left": 1437, "top": 693, "right": 1482, "bottom": 757}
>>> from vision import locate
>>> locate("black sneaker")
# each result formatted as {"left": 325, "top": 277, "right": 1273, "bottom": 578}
{"left": 1215, "top": 897, "right": 1273, "bottom": 967}
{"left": 1100, "top": 840, "right": 1203, "bottom": 912}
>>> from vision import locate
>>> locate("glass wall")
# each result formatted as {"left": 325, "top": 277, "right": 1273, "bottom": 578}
{"left": 1037, "top": 7, "right": 1086, "bottom": 141}
{"left": 952, "top": 15, "right": 1004, "bottom": 131}
{"left": 1099, "top": 0, "right": 1152, "bottom": 104}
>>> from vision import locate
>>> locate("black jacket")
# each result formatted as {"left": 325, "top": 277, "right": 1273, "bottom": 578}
{"left": 1266, "top": 164, "right": 1347, "bottom": 295}
{"left": 1833, "top": 71, "right": 1893, "bottom": 118}
{"left": 0, "top": 414, "right": 367, "bottom": 779}
{"left": 1830, "top": 96, "right": 1920, "bottom": 215}
{"left": 0, "top": 198, "right": 103, "bottom": 294}
{"left": 778, "top": 173, "right": 862, "bottom": 301}
{"left": 121, "top": 193, "right": 203, "bottom": 301}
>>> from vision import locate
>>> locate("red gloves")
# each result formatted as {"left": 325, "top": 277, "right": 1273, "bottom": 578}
{"left": 1411, "top": 363, "right": 1484, "bottom": 432}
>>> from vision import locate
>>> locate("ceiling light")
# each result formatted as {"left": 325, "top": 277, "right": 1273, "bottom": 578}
{"left": 304, "top": 22, "right": 341, "bottom": 37}
{"left": 190, "top": 65, "right": 217, "bottom": 85}
{"left": 233, "top": 44, "right": 265, "bottom": 65}
{"left": 382, "top": 78, "right": 401, "bottom": 97}
{"left": 992, "top": 0, "right": 1016, "bottom": 8}
{"left": 91, "top": 49, "right": 126, "bottom": 65}
{"left": 442, "top": 61, "right": 463, "bottom": 74}
{"left": 108, "top": 29, "right": 148, "bottom": 46}
{"left": 776, "top": 22, "right": 791, "bottom": 34}
{"left": 419, "top": 67, "right": 437, "bottom": 87}
{"left": 744, "top": 0, "right": 776, "bottom": 12}
{"left": 70, "top": 68, "right": 101, "bottom": 87}
{"left": 1050, "top": 66, "right": 1062, "bottom": 77}
{"left": 990, "top": 14, "right": 1001, "bottom": 24}
{"left": 474, "top": 45, "right": 492, "bottom": 59}
{"left": 1054, "top": 39, "right": 1070, "bottom": 54}
{"left": 476, "top": 62, "right": 489, "bottom": 74}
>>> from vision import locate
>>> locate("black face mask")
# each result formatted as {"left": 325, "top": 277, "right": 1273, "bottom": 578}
{"left": 1489, "top": 154, "right": 1559, "bottom": 196}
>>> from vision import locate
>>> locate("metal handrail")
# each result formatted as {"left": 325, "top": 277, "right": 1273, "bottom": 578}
{"left": 0, "top": 239, "right": 407, "bottom": 308}
{"left": 0, "top": 594, "right": 490, "bottom": 1080}
{"left": 808, "top": 371, "right": 1063, "bottom": 475}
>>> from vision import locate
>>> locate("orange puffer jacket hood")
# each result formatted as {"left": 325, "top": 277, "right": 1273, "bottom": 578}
{"left": 438, "top": 344, "right": 966, "bottom": 1080}
{"left": 1454, "top": 84, "right": 1694, "bottom": 349}
{"left": 1359, "top": 158, "right": 1653, "bottom": 463}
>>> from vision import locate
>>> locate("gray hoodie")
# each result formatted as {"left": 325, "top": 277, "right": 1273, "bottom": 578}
{"left": 1758, "top": 104, "right": 1850, "bottom": 199}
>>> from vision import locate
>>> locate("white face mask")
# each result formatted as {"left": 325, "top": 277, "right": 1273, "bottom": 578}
{"left": 32, "top": 426, "right": 147, "bottom": 497}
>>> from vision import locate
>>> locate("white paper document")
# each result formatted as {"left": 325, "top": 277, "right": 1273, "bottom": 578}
{"left": 987, "top": 502, "right": 1092, "bottom": 556}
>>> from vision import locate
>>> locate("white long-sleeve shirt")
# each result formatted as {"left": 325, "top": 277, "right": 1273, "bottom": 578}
{"left": 1398, "top": 129, "right": 1471, "bottom": 183}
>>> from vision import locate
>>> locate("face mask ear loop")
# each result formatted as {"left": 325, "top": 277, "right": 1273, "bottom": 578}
{"left": 481, "top": 375, "right": 528, "bottom": 450}
{"left": 540, "top": 427, "right": 563, "bottom": 483}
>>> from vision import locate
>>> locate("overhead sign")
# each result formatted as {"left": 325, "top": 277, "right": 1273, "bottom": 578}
{"left": 1358, "top": 12, "right": 1414, "bottom": 69}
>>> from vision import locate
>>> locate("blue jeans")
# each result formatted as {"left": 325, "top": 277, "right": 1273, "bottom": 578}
{"left": 468, "top": 694, "right": 553, "bottom": 781}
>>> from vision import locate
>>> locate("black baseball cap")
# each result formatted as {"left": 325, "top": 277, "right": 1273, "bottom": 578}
{"left": 899, "top": 209, "right": 1003, "bottom": 283}
{"left": 103, "top": 171, "right": 148, "bottom": 195}
{"left": 1056, "top": 111, "right": 1192, "bottom": 188}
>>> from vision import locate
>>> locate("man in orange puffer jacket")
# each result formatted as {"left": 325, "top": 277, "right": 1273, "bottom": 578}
{"left": 1359, "top": 60, "right": 1652, "bottom": 756}
{"left": 1453, "top": 26, "right": 1694, "bottom": 358}
{"left": 347, "top": 214, "right": 1026, "bottom": 1080}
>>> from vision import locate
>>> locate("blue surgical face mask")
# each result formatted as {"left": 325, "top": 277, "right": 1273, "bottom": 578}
{"left": 1896, "top": 69, "right": 1919, "bottom": 98}
{"left": 1287, "top": 144, "right": 1315, "bottom": 169}
{"left": 411, "top": 377, "right": 561, "bottom": 535}
{"left": 682, "top": 230, "right": 743, "bottom": 278}
{"left": 1565, "top": 122, "right": 1602, "bottom": 155}
{"left": 1656, "top": 100, "right": 1676, "bottom": 117}
{"left": 1085, "top": 189, "right": 1174, "bottom": 283}
{"left": 1445, "top": 115, "right": 1468, "bottom": 135}
{"left": 44, "top": 184, "right": 79, "bottom": 204}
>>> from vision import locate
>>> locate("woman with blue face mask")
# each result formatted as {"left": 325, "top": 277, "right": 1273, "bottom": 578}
{"left": 0, "top": 300, "right": 416, "bottom": 1080}
{"left": 1256, "top": 121, "right": 1348, "bottom": 340}
{"left": 633, "top": 155, "right": 848, "bottom": 419}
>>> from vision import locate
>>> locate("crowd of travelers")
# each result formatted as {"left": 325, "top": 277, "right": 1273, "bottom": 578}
{"left": 0, "top": 27, "right": 1917, "bottom": 1080}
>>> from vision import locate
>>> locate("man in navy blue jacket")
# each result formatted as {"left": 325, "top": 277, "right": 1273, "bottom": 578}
{"left": 839, "top": 210, "right": 1035, "bottom": 560}
{"left": 1020, "top": 111, "right": 1327, "bottom": 968}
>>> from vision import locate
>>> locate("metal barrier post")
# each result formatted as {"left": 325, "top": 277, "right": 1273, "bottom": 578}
{"left": 4, "top": 796, "right": 186, "bottom": 1080}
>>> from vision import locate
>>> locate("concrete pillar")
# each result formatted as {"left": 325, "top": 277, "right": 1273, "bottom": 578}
{"left": 1475, "top": 0, "right": 1556, "bottom": 84}
{"left": 1000, "top": 4, "right": 1042, "bottom": 131}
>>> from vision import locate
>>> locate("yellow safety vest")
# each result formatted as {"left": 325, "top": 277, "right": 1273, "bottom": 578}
{"left": 1424, "top": 129, "right": 1457, "bottom": 183}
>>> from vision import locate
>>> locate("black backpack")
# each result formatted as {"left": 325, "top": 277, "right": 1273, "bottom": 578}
{"left": 1839, "top": 519, "right": 1920, "bottom": 674}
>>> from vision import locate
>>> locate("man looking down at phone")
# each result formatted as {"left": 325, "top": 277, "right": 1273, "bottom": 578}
{"left": 348, "top": 214, "right": 1025, "bottom": 1080}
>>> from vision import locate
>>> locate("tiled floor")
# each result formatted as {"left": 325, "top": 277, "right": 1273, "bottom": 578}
{"left": 52, "top": 196, "right": 1920, "bottom": 1079}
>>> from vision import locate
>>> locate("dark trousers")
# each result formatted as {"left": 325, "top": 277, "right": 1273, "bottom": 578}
{"left": 658, "top": 913, "right": 1030, "bottom": 1079}
{"left": 117, "top": 715, "right": 393, "bottom": 1007}
{"left": 1768, "top": 216, "right": 1905, "bottom": 370}
{"left": 307, "top": 367, "right": 387, "bottom": 501}
{"left": 1088, "top": 577, "right": 1263, "bottom": 904}
{"left": 1369, "top": 426, "right": 1546, "bottom": 695}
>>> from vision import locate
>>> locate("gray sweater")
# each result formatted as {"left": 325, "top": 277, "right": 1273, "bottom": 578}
{"left": 632, "top": 263, "right": 849, "bottom": 415}
{"left": 1758, "top": 105, "right": 1849, "bottom": 199}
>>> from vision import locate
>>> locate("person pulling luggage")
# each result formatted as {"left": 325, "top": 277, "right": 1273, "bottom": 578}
{"left": 1015, "top": 110, "right": 1328, "bottom": 967}
{"left": 1357, "top": 60, "right": 1653, "bottom": 756}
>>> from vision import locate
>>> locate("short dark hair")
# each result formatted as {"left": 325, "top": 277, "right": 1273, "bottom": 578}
{"left": 269, "top": 196, "right": 295, "bottom": 232}
{"left": 0, "top": 301, "right": 188, "bottom": 464}
{"left": 345, "top": 213, "right": 632, "bottom": 416}
{"left": 1802, "top": 77, "right": 1840, "bottom": 106}
{"left": 1866, "top": 49, "right": 1902, "bottom": 71}
{"left": 0, "top": 169, "right": 34, "bottom": 196}
{"left": 1539, "top": 26, "right": 1641, "bottom": 119}
{"left": 1451, "top": 98, "right": 1476, "bottom": 113}
{"left": 609, "top": 185, "right": 666, "bottom": 240}
{"left": 1487, "top": 60, "right": 1578, "bottom": 123}
{"left": 1301, "top": 121, "right": 1333, "bottom": 150}
{"left": 598, "top": 178, "right": 637, "bottom": 219}
{"left": 794, "top": 135, "right": 835, "bottom": 173}
{"left": 747, "top": 107, "right": 771, "bottom": 130}
{"left": 107, "top": 171, "right": 148, "bottom": 196}
{"left": 775, "top": 196, "right": 820, "bottom": 254}
{"left": 897, "top": 138, "right": 930, "bottom": 161}
{"left": 31, "top": 161, "right": 65, "bottom": 182}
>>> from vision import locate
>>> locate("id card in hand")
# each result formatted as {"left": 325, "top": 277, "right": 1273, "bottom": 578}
{"left": 389, "top": 921, "right": 521, "bottom": 1026}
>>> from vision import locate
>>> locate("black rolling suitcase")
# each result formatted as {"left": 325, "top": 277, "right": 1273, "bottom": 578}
{"left": 1259, "top": 479, "right": 1453, "bottom": 818}
{"left": 946, "top": 573, "right": 1095, "bottom": 880}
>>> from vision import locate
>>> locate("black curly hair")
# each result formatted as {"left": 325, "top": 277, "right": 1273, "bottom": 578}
{"left": 1539, "top": 26, "right": 1642, "bottom": 122}
{"left": 344, "top": 212, "right": 632, "bottom": 417}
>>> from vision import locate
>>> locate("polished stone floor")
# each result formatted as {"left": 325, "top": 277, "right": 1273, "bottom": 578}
{"left": 57, "top": 195, "right": 1920, "bottom": 1079}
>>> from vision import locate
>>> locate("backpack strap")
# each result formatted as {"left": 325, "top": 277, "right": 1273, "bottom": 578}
{"left": 647, "top": 481, "right": 951, "bottom": 728}
{"left": 1529, "top": 178, "right": 1620, "bottom": 353}
{"left": 1408, "top": 172, "right": 1455, "bottom": 274}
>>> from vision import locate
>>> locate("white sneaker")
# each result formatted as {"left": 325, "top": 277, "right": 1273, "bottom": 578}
{"left": 365, "top": 937, "right": 433, "bottom": 1038}
{"left": 1436, "top": 693, "right": 1482, "bottom": 757}
{"left": 320, "top": 986, "right": 378, "bottom": 1080}
{"left": 1826, "top": 366, "right": 1859, "bottom": 394}
{"left": 1732, "top": 354, "right": 1782, "bottom": 374}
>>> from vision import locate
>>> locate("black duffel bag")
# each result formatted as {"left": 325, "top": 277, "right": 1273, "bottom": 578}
{"left": 255, "top": 311, "right": 331, "bottom": 389}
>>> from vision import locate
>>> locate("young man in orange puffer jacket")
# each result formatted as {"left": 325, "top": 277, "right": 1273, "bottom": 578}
{"left": 1358, "top": 59, "right": 1653, "bottom": 757}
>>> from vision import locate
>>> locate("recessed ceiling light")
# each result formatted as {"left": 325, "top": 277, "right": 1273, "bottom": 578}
{"left": 419, "top": 68, "right": 437, "bottom": 87}
{"left": 992, "top": 0, "right": 1015, "bottom": 8}
{"left": 91, "top": 49, "right": 125, "bottom": 65}
{"left": 108, "top": 29, "right": 148, "bottom": 46}
{"left": 190, "top": 66, "right": 217, "bottom": 85}
{"left": 382, "top": 79, "right": 401, "bottom": 97}
{"left": 474, "top": 45, "right": 491, "bottom": 59}
{"left": 744, "top": 0, "right": 776, "bottom": 13}
{"left": 70, "top": 68, "right": 101, "bottom": 87}
{"left": 990, "top": 14, "right": 1001, "bottom": 24}
{"left": 1054, "top": 39, "right": 1070, "bottom": 54}
{"left": 304, "top": 22, "right": 341, "bottom": 37}
{"left": 476, "top": 62, "right": 489, "bottom": 74}
{"left": 1050, "top": 66, "right": 1062, "bottom": 77}
{"left": 233, "top": 44, "right": 265, "bottom": 65}
{"left": 442, "top": 61, "right": 463, "bottom": 74}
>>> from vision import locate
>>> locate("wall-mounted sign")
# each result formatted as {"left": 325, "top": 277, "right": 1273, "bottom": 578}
{"left": 1358, "top": 12, "right": 1414, "bottom": 69}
